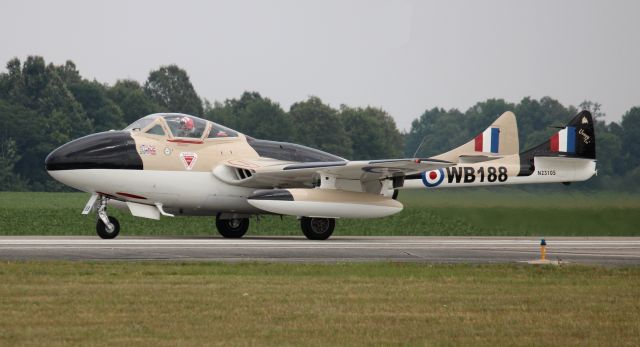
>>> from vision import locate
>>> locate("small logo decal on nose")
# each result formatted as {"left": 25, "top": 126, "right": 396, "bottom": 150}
{"left": 164, "top": 147, "right": 173, "bottom": 156}
{"left": 180, "top": 152, "right": 198, "bottom": 170}
{"left": 139, "top": 144, "right": 157, "bottom": 156}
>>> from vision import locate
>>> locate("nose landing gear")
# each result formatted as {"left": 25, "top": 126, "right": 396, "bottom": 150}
{"left": 95, "top": 196, "right": 120, "bottom": 239}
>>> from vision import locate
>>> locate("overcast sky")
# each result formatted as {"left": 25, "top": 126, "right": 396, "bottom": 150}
{"left": 1, "top": 0, "right": 638, "bottom": 130}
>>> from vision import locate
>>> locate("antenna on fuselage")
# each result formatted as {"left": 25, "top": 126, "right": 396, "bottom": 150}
{"left": 412, "top": 135, "right": 428, "bottom": 158}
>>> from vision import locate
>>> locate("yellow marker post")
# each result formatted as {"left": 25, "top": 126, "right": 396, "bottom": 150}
{"left": 540, "top": 239, "right": 547, "bottom": 261}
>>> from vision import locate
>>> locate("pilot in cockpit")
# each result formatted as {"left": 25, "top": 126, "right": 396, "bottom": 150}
{"left": 178, "top": 116, "right": 195, "bottom": 137}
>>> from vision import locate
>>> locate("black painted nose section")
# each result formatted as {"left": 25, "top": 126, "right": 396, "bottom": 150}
{"left": 45, "top": 131, "right": 143, "bottom": 171}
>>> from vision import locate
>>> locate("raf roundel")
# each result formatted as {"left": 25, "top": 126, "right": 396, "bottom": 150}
{"left": 421, "top": 168, "right": 445, "bottom": 188}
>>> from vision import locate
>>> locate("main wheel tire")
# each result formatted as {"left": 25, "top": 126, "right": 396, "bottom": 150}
{"left": 96, "top": 216, "right": 120, "bottom": 239}
{"left": 216, "top": 217, "right": 249, "bottom": 238}
{"left": 300, "top": 217, "right": 335, "bottom": 240}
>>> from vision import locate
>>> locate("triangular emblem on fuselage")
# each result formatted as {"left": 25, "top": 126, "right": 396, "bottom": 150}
{"left": 180, "top": 152, "right": 198, "bottom": 170}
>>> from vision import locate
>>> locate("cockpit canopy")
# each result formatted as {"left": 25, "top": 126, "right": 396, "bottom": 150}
{"left": 124, "top": 113, "right": 239, "bottom": 139}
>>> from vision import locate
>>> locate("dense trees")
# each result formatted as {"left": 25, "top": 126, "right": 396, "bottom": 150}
{"left": 203, "top": 93, "right": 404, "bottom": 160}
{"left": 144, "top": 65, "right": 203, "bottom": 116}
{"left": 0, "top": 57, "right": 92, "bottom": 190}
{"left": 621, "top": 107, "right": 640, "bottom": 170}
{"left": 405, "top": 107, "right": 467, "bottom": 158}
{"left": 108, "top": 80, "right": 161, "bottom": 125}
{"left": 0, "top": 56, "right": 638, "bottom": 191}
{"left": 69, "top": 80, "right": 125, "bottom": 131}
{"left": 340, "top": 105, "right": 403, "bottom": 160}
{"left": 204, "top": 92, "right": 292, "bottom": 142}
{"left": 289, "top": 96, "right": 353, "bottom": 158}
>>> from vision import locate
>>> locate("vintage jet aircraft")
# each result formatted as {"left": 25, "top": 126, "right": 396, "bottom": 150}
{"left": 45, "top": 110, "right": 596, "bottom": 240}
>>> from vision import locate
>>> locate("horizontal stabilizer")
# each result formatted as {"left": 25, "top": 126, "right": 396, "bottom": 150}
{"left": 457, "top": 155, "right": 502, "bottom": 164}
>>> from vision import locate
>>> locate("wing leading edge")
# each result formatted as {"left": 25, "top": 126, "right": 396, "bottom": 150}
{"left": 213, "top": 158, "right": 454, "bottom": 189}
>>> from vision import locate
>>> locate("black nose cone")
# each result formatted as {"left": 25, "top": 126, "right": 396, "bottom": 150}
{"left": 45, "top": 131, "right": 143, "bottom": 171}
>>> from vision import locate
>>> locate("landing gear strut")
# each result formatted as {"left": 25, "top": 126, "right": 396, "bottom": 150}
{"left": 216, "top": 215, "right": 249, "bottom": 238}
{"left": 300, "top": 217, "right": 335, "bottom": 240}
{"left": 96, "top": 196, "right": 120, "bottom": 239}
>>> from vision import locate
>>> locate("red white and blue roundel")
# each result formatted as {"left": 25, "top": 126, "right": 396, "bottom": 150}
{"left": 421, "top": 168, "right": 445, "bottom": 188}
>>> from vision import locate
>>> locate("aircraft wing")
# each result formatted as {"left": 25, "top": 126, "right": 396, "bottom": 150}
{"left": 213, "top": 157, "right": 454, "bottom": 189}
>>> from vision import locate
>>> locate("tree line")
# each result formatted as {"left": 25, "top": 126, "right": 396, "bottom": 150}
{"left": 0, "top": 56, "right": 638, "bottom": 191}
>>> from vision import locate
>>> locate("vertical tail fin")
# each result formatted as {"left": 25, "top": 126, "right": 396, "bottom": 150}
{"left": 550, "top": 110, "right": 596, "bottom": 159}
{"left": 523, "top": 110, "right": 596, "bottom": 159}
{"left": 433, "top": 111, "right": 519, "bottom": 162}
{"left": 518, "top": 110, "right": 596, "bottom": 176}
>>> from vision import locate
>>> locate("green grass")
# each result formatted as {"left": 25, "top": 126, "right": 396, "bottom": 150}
{"left": 0, "top": 190, "right": 639, "bottom": 236}
{"left": 0, "top": 262, "right": 638, "bottom": 346}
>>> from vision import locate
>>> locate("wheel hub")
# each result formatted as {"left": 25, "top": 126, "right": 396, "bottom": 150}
{"left": 228, "top": 219, "right": 241, "bottom": 229}
{"left": 310, "top": 218, "right": 329, "bottom": 233}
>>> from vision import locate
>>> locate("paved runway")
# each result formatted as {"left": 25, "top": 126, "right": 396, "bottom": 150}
{"left": 1, "top": 236, "right": 639, "bottom": 265}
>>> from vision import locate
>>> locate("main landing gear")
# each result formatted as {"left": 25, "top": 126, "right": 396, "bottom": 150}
{"left": 95, "top": 196, "right": 120, "bottom": 239}
{"left": 216, "top": 214, "right": 250, "bottom": 238}
{"left": 214, "top": 214, "right": 335, "bottom": 240}
{"left": 300, "top": 217, "right": 335, "bottom": 240}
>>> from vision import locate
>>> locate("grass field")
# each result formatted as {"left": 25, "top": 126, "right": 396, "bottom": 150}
{"left": 0, "top": 190, "right": 639, "bottom": 236}
{"left": 0, "top": 261, "right": 638, "bottom": 346}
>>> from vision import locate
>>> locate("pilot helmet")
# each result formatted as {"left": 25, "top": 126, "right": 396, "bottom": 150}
{"left": 180, "top": 116, "right": 195, "bottom": 130}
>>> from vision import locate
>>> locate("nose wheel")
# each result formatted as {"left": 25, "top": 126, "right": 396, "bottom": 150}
{"left": 97, "top": 216, "right": 120, "bottom": 239}
{"left": 95, "top": 196, "right": 120, "bottom": 239}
